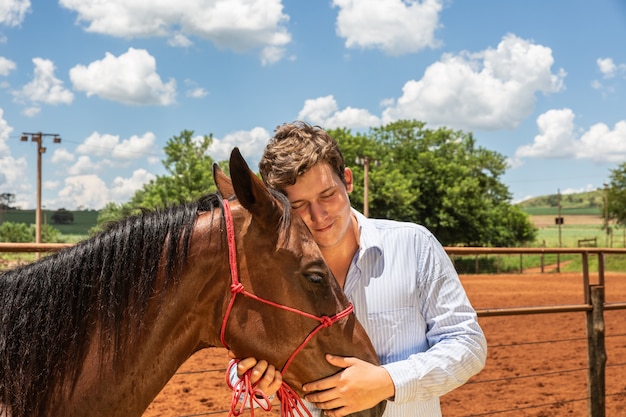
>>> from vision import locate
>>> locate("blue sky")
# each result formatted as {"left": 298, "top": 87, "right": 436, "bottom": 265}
{"left": 1, "top": 0, "right": 625, "bottom": 210}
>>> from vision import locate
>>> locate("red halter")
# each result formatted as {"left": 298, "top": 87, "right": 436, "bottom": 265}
{"left": 219, "top": 199, "right": 354, "bottom": 417}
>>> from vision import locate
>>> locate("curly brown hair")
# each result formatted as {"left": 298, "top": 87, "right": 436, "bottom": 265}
{"left": 259, "top": 121, "right": 346, "bottom": 192}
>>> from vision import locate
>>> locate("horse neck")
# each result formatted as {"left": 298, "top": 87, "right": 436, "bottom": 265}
{"left": 58, "top": 210, "right": 230, "bottom": 417}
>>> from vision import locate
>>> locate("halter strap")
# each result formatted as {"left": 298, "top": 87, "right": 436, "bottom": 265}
{"left": 219, "top": 199, "right": 354, "bottom": 417}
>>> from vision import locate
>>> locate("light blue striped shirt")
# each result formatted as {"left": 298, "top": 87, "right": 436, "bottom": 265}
{"left": 306, "top": 209, "right": 487, "bottom": 417}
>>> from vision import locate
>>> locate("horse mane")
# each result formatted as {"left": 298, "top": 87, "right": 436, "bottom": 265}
{"left": 0, "top": 193, "right": 223, "bottom": 417}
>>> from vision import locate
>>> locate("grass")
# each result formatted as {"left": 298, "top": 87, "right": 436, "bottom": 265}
{"left": 533, "top": 224, "right": 614, "bottom": 248}
{"left": 451, "top": 214, "right": 625, "bottom": 274}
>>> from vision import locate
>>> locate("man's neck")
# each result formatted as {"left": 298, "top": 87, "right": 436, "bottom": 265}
{"left": 321, "top": 214, "right": 360, "bottom": 289}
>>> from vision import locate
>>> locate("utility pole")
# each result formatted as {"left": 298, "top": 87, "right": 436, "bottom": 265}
{"left": 604, "top": 183, "right": 610, "bottom": 247}
{"left": 355, "top": 156, "right": 379, "bottom": 217}
{"left": 557, "top": 189, "right": 562, "bottom": 272}
{"left": 20, "top": 132, "right": 62, "bottom": 246}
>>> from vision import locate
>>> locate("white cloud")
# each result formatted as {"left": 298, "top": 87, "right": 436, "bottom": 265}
{"left": 577, "top": 120, "right": 626, "bottom": 162}
{"left": 208, "top": 127, "right": 271, "bottom": 167}
{"left": 382, "top": 34, "right": 566, "bottom": 131}
{"left": 593, "top": 57, "right": 625, "bottom": 94}
{"left": 298, "top": 95, "right": 380, "bottom": 129}
{"left": 514, "top": 108, "right": 626, "bottom": 164}
{"left": 76, "top": 131, "right": 158, "bottom": 160}
{"left": 109, "top": 169, "right": 155, "bottom": 202}
{"left": 0, "top": 109, "right": 30, "bottom": 207}
{"left": 55, "top": 175, "right": 110, "bottom": 210}
{"left": 69, "top": 48, "right": 176, "bottom": 105}
{"left": 51, "top": 147, "right": 75, "bottom": 164}
{"left": 13, "top": 58, "right": 74, "bottom": 107}
{"left": 76, "top": 132, "right": 118, "bottom": 156}
{"left": 68, "top": 155, "right": 98, "bottom": 175}
{"left": 184, "top": 79, "right": 208, "bottom": 98}
{"left": 0, "top": 107, "right": 12, "bottom": 154}
{"left": 112, "top": 132, "right": 157, "bottom": 159}
{"left": 515, "top": 108, "right": 577, "bottom": 159}
{"left": 51, "top": 169, "right": 154, "bottom": 209}
{"left": 43, "top": 179, "right": 59, "bottom": 190}
{"left": 0, "top": 0, "right": 30, "bottom": 27}
{"left": 0, "top": 56, "right": 16, "bottom": 76}
{"left": 332, "top": 0, "right": 442, "bottom": 55}
{"left": 168, "top": 32, "right": 192, "bottom": 48}
{"left": 597, "top": 57, "right": 617, "bottom": 78}
{"left": 21, "top": 106, "right": 40, "bottom": 117}
{"left": 59, "top": 0, "right": 291, "bottom": 64}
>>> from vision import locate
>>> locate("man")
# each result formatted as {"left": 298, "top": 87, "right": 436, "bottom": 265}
{"left": 229, "top": 121, "right": 487, "bottom": 417}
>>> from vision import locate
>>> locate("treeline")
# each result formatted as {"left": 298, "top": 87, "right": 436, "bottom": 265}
{"left": 98, "top": 120, "right": 537, "bottom": 247}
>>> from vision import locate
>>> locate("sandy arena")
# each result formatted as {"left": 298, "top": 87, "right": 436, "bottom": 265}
{"left": 142, "top": 270, "right": 626, "bottom": 417}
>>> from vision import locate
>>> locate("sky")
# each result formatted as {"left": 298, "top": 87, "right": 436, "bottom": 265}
{"left": 1, "top": 0, "right": 626, "bottom": 210}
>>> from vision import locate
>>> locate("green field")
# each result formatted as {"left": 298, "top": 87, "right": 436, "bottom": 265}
{"left": 1, "top": 209, "right": 99, "bottom": 237}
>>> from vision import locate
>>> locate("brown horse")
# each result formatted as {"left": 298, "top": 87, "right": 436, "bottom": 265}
{"left": 0, "top": 148, "right": 386, "bottom": 417}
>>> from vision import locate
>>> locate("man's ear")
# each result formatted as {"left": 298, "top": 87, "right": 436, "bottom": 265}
{"left": 344, "top": 167, "right": 354, "bottom": 193}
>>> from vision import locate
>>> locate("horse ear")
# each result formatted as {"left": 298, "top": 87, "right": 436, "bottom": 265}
{"left": 229, "top": 147, "right": 279, "bottom": 220}
{"left": 213, "top": 163, "right": 235, "bottom": 199}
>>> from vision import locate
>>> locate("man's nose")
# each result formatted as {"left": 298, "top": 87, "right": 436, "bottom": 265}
{"left": 309, "top": 202, "right": 326, "bottom": 222}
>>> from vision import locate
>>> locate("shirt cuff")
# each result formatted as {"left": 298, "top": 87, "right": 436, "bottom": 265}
{"left": 382, "top": 361, "right": 417, "bottom": 403}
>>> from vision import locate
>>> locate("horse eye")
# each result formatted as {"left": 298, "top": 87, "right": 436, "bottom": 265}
{"left": 303, "top": 272, "right": 324, "bottom": 284}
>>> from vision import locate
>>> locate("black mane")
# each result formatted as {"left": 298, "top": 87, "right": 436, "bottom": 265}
{"left": 0, "top": 193, "right": 221, "bottom": 417}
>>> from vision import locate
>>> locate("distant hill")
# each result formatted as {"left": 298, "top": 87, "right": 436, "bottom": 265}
{"left": 516, "top": 190, "right": 603, "bottom": 216}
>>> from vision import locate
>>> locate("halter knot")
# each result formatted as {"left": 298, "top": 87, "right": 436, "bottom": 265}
{"left": 230, "top": 282, "right": 245, "bottom": 294}
{"left": 319, "top": 316, "right": 334, "bottom": 328}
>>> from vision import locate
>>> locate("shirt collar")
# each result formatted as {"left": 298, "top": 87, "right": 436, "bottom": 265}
{"left": 351, "top": 208, "right": 383, "bottom": 267}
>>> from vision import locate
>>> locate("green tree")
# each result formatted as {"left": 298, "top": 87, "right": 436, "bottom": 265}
{"left": 0, "top": 222, "right": 32, "bottom": 242}
{"left": 0, "top": 193, "right": 16, "bottom": 210}
{"left": 331, "top": 120, "right": 536, "bottom": 247}
{"left": 95, "top": 130, "right": 218, "bottom": 228}
{"left": 607, "top": 163, "right": 626, "bottom": 227}
{"left": 0, "top": 222, "right": 61, "bottom": 243}
{"left": 51, "top": 208, "right": 74, "bottom": 224}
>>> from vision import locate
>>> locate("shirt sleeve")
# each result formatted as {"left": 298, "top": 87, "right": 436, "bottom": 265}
{"left": 382, "top": 232, "right": 487, "bottom": 403}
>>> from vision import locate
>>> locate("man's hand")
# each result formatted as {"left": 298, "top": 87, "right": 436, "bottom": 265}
{"left": 228, "top": 351, "right": 282, "bottom": 398}
{"left": 302, "top": 354, "right": 394, "bottom": 417}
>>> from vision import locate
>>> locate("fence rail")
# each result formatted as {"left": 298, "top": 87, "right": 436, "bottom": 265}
{"left": 2, "top": 243, "right": 626, "bottom": 417}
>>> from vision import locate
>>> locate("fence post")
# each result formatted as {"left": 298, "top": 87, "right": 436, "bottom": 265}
{"left": 586, "top": 284, "right": 606, "bottom": 417}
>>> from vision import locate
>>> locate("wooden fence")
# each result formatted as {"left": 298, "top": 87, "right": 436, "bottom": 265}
{"left": 2, "top": 243, "right": 626, "bottom": 416}
{"left": 446, "top": 247, "right": 626, "bottom": 417}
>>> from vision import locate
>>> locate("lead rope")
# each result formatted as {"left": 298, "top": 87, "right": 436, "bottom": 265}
{"left": 219, "top": 199, "right": 354, "bottom": 417}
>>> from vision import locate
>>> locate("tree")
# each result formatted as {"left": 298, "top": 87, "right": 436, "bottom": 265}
{"left": 95, "top": 130, "right": 218, "bottom": 227}
{"left": 0, "top": 222, "right": 61, "bottom": 243}
{"left": 51, "top": 208, "right": 74, "bottom": 224}
{"left": 606, "top": 163, "right": 626, "bottom": 229}
{"left": 330, "top": 120, "right": 536, "bottom": 247}
{"left": 0, "top": 193, "right": 16, "bottom": 210}
{"left": 0, "top": 222, "right": 32, "bottom": 242}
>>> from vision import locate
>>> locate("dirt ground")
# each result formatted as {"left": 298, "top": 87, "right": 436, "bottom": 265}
{"left": 530, "top": 214, "right": 605, "bottom": 227}
{"left": 142, "top": 271, "right": 626, "bottom": 417}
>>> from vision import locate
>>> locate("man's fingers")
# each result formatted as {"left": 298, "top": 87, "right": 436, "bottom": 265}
{"left": 236, "top": 357, "right": 258, "bottom": 378}
{"left": 249, "top": 360, "right": 269, "bottom": 383}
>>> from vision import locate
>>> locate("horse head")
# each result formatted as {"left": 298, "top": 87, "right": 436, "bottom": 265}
{"left": 213, "top": 148, "right": 386, "bottom": 417}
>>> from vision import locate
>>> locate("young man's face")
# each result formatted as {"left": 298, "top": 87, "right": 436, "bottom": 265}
{"left": 284, "top": 162, "right": 354, "bottom": 251}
